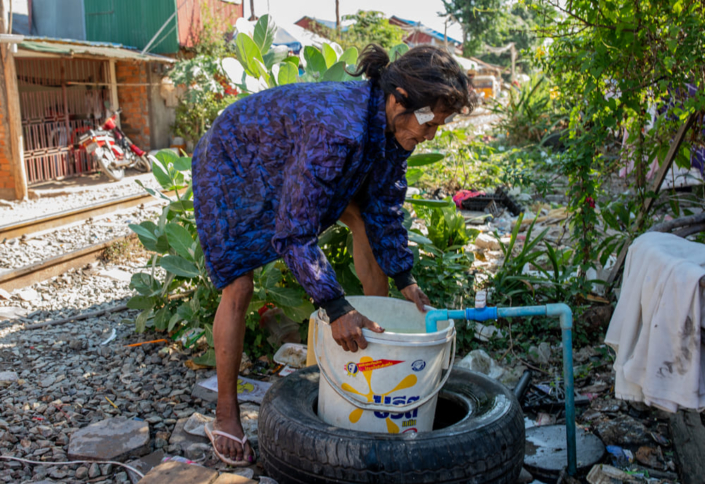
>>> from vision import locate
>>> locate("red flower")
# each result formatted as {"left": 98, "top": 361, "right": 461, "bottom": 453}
{"left": 585, "top": 196, "right": 595, "bottom": 209}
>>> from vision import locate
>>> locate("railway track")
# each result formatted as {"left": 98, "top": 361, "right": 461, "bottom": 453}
{"left": 0, "top": 235, "right": 134, "bottom": 292}
{"left": 0, "top": 189, "right": 182, "bottom": 292}
{"left": 0, "top": 191, "right": 156, "bottom": 241}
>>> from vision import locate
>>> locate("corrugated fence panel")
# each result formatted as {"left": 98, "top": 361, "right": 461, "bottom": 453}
{"left": 84, "top": 0, "right": 179, "bottom": 54}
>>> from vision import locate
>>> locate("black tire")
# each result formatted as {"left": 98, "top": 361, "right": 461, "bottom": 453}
{"left": 258, "top": 366, "right": 524, "bottom": 484}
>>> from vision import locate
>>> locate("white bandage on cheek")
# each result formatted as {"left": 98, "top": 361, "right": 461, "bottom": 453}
{"left": 414, "top": 106, "right": 435, "bottom": 125}
{"left": 444, "top": 113, "right": 457, "bottom": 124}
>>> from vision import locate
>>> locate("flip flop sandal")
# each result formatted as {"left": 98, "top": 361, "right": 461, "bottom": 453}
{"left": 204, "top": 421, "right": 255, "bottom": 467}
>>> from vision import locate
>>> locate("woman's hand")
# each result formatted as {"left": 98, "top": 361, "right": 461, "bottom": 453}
{"left": 330, "top": 310, "right": 384, "bottom": 352}
{"left": 401, "top": 284, "right": 431, "bottom": 312}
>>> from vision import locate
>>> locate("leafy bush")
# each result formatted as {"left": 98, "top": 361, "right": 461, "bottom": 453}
{"left": 490, "top": 75, "right": 566, "bottom": 146}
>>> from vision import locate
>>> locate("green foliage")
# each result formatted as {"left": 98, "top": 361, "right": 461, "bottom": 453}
{"left": 309, "top": 10, "right": 406, "bottom": 52}
{"left": 341, "top": 11, "right": 406, "bottom": 50}
{"left": 490, "top": 75, "right": 566, "bottom": 146}
{"left": 442, "top": 0, "right": 502, "bottom": 56}
{"left": 529, "top": 0, "right": 705, "bottom": 272}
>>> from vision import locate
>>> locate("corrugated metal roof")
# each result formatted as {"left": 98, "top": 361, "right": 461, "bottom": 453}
{"left": 84, "top": 0, "right": 180, "bottom": 54}
{"left": 16, "top": 37, "right": 175, "bottom": 62}
{"left": 392, "top": 16, "right": 462, "bottom": 45}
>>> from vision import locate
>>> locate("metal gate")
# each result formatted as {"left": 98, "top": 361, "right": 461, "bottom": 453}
{"left": 16, "top": 59, "right": 111, "bottom": 184}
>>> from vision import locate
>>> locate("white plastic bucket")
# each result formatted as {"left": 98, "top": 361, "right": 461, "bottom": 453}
{"left": 314, "top": 296, "right": 455, "bottom": 434}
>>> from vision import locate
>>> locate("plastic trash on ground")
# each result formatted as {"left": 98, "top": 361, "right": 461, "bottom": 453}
{"left": 455, "top": 349, "right": 505, "bottom": 380}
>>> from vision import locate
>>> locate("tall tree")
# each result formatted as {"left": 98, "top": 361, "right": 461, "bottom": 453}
{"left": 335, "top": 0, "right": 340, "bottom": 31}
{"left": 442, "top": 0, "right": 502, "bottom": 56}
{"left": 249, "top": 0, "right": 257, "bottom": 21}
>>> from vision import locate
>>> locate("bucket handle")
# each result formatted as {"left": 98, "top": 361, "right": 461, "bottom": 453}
{"left": 314, "top": 315, "right": 456, "bottom": 413}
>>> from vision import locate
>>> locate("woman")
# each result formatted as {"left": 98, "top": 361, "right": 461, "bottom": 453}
{"left": 192, "top": 44, "right": 474, "bottom": 466}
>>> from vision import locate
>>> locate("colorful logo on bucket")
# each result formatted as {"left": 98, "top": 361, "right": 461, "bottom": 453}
{"left": 345, "top": 359, "right": 403, "bottom": 376}
{"left": 341, "top": 356, "right": 418, "bottom": 434}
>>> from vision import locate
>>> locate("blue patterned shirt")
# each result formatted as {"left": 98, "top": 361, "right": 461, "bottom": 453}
{"left": 192, "top": 80, "right": 415, "bottom": 313}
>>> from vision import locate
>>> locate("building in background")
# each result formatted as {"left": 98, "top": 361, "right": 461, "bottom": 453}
{"left": 0, "top": 0, "right": 243, "bottom": 200}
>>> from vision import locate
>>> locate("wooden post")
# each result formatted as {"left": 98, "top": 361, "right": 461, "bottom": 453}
{"left": 335, "top": 0, "right": 340, "bottom": 31}
{"left": 0, "top": 0, "right": 28, "bottom": 200}
{"left": 670, "top": 411, "right": 705, "bottom": 484}
{"left": 108, "top": 59, "right": 120, "bottom": 128}
{"left": 606, "top": 112, "right": 698, "bottom": 287}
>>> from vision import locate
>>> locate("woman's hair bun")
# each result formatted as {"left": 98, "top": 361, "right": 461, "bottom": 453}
{"left": 349, "top": 44, "right": 390, "bottom": 81}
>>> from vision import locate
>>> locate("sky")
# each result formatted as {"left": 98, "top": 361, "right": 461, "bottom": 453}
{"left": 258, "top": 0, "right": 465, "bottom": 43}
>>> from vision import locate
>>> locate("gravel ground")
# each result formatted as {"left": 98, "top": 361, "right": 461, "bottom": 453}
{"left": 0, "top": 172, "right": 161, "bottom": 226}
{"left": 0, "top": 205, "right": 163, "bottom": 271}
{"left": 0, "top": 257, "right": 262, "bottom": 483}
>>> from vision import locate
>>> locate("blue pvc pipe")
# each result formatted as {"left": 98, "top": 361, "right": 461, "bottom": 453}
{"left": 425, "top": 303, "right": 577, "bottom": 476}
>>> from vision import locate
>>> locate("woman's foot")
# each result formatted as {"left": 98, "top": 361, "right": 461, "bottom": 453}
{"left": 211, "top": 407, "right": 255, "bottom": 464}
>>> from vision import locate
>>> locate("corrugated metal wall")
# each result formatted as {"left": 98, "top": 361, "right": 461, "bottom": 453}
{"left": 32, "top": 0, "right": 86, "bottom": 40}
{"left": 84, "top": 0, "right": 180, "bottom": 54}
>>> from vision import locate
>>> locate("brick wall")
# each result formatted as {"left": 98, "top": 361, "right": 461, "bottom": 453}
{"left": 0, "top": 69, "right": 17, "bottom": 200}
{"left": 116, "top": 61, "right": 150, "bottom": 149}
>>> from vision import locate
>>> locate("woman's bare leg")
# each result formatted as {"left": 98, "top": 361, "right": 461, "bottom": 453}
{"left": 212, "top": 272, "right": 255, "bottom": 462}
{"left": 340, "top": 203, "right": 388, "bottom": 297}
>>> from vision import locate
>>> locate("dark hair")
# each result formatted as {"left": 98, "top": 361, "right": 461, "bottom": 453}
{"left": 350, "top": 44, "right": 477, "bottom": 118}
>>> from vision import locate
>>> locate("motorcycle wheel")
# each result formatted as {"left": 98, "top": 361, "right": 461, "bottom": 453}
{"left": 95, "top": 148, "right": 125, "bottom": 181}
{"left": 135, "top": 154, "right": 155, "bottom": 173}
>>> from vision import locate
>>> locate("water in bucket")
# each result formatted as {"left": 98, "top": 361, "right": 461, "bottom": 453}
{"left": 314, "top": 296, "right": 455, "bottom": 434}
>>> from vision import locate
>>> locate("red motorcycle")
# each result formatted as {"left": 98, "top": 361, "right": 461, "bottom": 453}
{"left": 78, "top": 109, "right": 155, "bottom": 181}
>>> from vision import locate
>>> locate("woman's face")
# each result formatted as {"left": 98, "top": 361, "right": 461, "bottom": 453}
{"left": 385, "top": 88, "right": 454, "bottom": 151}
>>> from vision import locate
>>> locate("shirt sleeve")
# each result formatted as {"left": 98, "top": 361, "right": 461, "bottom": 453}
{"left": 356, "top": 150, "right": 416, "bottom": 290}
{"left": 271, "top": 127, "right": 354, "bottom": 318}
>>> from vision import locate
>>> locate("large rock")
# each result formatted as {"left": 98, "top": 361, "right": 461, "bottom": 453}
{"left": 594, "top": 415, "right": 651, "bottom": 447}
{"left": 139, "top": 461, "right": 218, "bottom": 484}
{"left": 68, "top": 417, "right": 150, "bottom": 462}
{"left": 213, "top": 473, "right": 257, "bottom": 484}
{"left": 168, "top": 418, "right": 209, "bottom": 451}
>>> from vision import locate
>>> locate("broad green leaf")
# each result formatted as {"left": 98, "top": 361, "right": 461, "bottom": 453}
{"left": 405, "top": 198, "right": 453, "bottom": 208}
{"left": 127, "top": 295, "right": 155, "bottom": 310}
{"left": 263, "top": 45, "right": 289, "bottom": 70}
{"left": 172, "top": 157, "right": 192, "bottom": 172}
{"left": 169, "top": 200, "right": 194, "bottom": 212}
{"left": 322, "top": 43, "right": 338, "bottom": 68}
{"left": 235, "top": 33, "right": 264, "bottom": 77}
{"left": 277, "top": 62, "right": 298, "bottom": 85}
{"left": 282, "top": 56, "right": 300, "bottom": 67}
{"left": 192, "top": 349, "right": 216, "bottom": 367}
{"left": 339, "top": 47, "right": 358, "bottom": 66}
{"left": 159, "top": 255, "right": 200, "bottom": 278}
{"left": 304, "top": 46, "right": 327, "bottom": 77}
{"left": 388, "top": 43, "right": 409, "bottom": 61}
{"left": 151, "top": 155, "right": 173, "bottom": 190}
{"left": 203, "top": 324, "right": 214, "bottom": 347}
{"left": 406, "top": 168, "right": 424, "bottom": 186}
{"left": 134, "top": 309, "right": 151, "bottom": 333}
{"left": 130, "top": 273, "right": 161, "bottom": 296}
{"left": 129, "top": 223, "right": 157, "bottom": 242}
{"left": 253, "top": 14, "right": 277, "bottom": 54}
{"left": 322, "top": 61, "right": 354, "bottom": 82}
{"left": 153, "top": 308, "right": 171, "bottom": 331}
{"left": 408, "top": 231, "right": 434, "bottom": 246}
{"left": 155, "top": 235, "right": 170, "bottom": 254}
{"left": 281, "top": 300, "right": 315, "bottom": 322}
{"left": 176, "top": 301, "right": 195, "bottom": 321}
{"left": 407, "top": 153, "right": 445, "bottom": 167}
{"left": 267, "top": 286, "right": 305, "bottom": 308}
{"left": 167, "top": 312, "right": 182, "bottom": 331}
{"left": 166, "top": 222, "right": 195, "bottom": 260}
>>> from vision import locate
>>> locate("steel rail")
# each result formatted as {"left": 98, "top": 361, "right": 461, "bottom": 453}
{"left": 0, "top": 234, "right": 136, "bottom": 292}
{"left": 0, "top": 192, "right": 155, "bottom": 240}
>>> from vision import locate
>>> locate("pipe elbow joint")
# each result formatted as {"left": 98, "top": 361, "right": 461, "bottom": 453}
{"left": 546, "top": 303, "right": 573, "bottom": 330}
